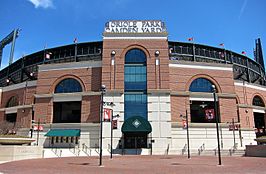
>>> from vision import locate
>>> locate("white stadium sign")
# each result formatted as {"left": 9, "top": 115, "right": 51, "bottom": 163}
{"left": 104, "top": 20, "right": 167, "bottom": 34}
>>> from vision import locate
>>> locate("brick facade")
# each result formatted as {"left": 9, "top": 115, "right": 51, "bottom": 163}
{"left": 0, "top": 41, "right": 265, "bottom": 132}
{"left": 102, "top": 39, "right": 169, "bottom": 91}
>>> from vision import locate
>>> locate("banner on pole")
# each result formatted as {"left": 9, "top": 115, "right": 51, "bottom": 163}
{"left": 112, "top": 120, "right": 118, "bottom": 129}
{"left": 103, "top": 108, "right": 112, "bottom": 122}
{"left": 205, "top": 109, "right": 215, "bottom": 121}
{"left": 182, "top": 120, "right": 187, "bottom": 129}
{"left": 33, "top": 125, "right": 43, "bottom": 131}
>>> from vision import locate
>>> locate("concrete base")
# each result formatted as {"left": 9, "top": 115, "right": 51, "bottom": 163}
{"left": 246, "top": 145, "right": 266, "bottom": 157}
{"left": 0, "top": 145, "right": 43, "bottom": 162}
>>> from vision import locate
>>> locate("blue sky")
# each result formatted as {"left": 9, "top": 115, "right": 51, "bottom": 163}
{"left": 0, "top": 0, "right": 266, "bottom": 69}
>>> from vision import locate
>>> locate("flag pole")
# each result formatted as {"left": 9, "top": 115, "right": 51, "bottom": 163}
{"left": 43, "top": 44, "right": 47, "bottom": 63}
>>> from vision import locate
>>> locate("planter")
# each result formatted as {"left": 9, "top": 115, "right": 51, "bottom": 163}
{"left": 0, "top": 137, "right": 35, "bottom": 145}
{"left": 255, "top": 136, "right": 266, "bottom": 144}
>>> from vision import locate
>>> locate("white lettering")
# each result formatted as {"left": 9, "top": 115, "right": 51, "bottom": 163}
{"left": 105, "top": 20, "right": 166, "bottom": 34}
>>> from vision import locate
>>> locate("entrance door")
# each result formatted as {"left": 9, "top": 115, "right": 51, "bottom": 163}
{"left": 254, "top": 112, "right": 266, "bottom": 137}
{"left": 124, "top": 133, "right": 147, "bottom": 148}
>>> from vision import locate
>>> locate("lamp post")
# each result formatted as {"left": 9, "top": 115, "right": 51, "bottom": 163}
{"left": 180, "top": 110, "right": 190, "bottom": 159}
{"left": 37, "top": 118, "right": 40, "bottom": 146}
{"left": 110, "top": 112, "right": 113, "bottom": 159}
{"left": 212, "top": 85, "right": 222, "bottom": 165}
{"left": 110, "top": 114, "right": 119, "bottom": 159}
{"left": 99, "top": 85, "right": 106, "bottom": 166}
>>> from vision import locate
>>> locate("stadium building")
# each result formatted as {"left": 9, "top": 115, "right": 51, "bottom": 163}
{"left": 0, "top": 20, "right": 265, "bottom": 155}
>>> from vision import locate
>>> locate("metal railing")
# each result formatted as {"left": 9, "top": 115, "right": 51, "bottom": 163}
{"left": 51, "top": 147, "right": 62, "bottom": 157}
{"left": 229, "top": 143, "right": 238, "bottom": 156}
{"left": 82, "top": 143, "right": 91, "bottom": 156}
{"left": 95, "top": 143, "right": 100, "bottom": 155}
{"left": 198, "top": 143, "right": 205, "bottom": 155}
{"left": 181, "top": 144, "right": 187, "bottom": 155}
{"left": 214, "top": 147, "right": 218, "bottom": 156}
{"left": 69, "top": 146, "right": 80, "bottom": 156}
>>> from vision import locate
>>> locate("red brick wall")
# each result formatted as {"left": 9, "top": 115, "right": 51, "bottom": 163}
{"left": 34, "top": 98, "right": 52, "bottom": 123}
{"left": 17, "top": 108, "right": 32, "bottom": 128}
{"left": 1, "top": 88, "right": 24, "bottom": 108}
{"left": 35, "top": 66, "right": 102, "bottom": 123}
{"left": 0, "top": 85, "right": 36, "bottom": 128}
{"left": 0, "top": 111, "right": 4, "bottom": 122}
{"left": 219, "top": 98, "right": 238, "bottom": 123}
{"left": 36, "top": 67, "right": 101, "bottom": 94}
{"left": 169, "top": 64, "right": 238, "bottom": 124}
{"left": 102, "top": 39, "right": 169, "bottom": 91}
{"left": 235, "top": 84, "right": 266, "bottom": 129}
{"left": 235, "top": 85, "right": 266, "bottom": 106}
{"left": 171, "top": 96, "right": 190, "bottom": 122}
{"left": 81, "top": 96, "right": 100, "bottom": 123}
{"left": 169, "top": 65, "right": 235, "bottom": 93}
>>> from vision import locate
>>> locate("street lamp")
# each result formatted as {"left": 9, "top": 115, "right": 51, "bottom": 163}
{"left": 180, "top": 109, "right": 190, "bottom": 159}
{"left": 99, "top": 85, "right": 106, "bottom": 166}
{"left": 212, "top": 85, "right": 222, "bottom": 165}
{"left": 110, "top": 113, "right": 119, "bottom": 159}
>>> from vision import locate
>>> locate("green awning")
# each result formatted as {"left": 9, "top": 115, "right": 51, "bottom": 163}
{"left": 122, "top": 116, "right": 152, "bottom": 134}
{"left": 45, "top": 129, "right": 80, "bottom": 137}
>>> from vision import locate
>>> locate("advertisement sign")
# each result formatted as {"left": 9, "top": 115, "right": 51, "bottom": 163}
{"left": 103, "top": 108, "right": 112, "bottom": 122}
{"left": 112, "top": 120, "right": 118, "bottom": 129}
{"left": 205, "top": 109, "right": 215, "bottom": 121}
{"left": 229, "top": 124, "right": 239, "bottom": 131}
{"left": 182, "top": 120, "right": 187, "bottom": 129}
{"left": 33, "top": 125, "right": 43, "bottom": 131}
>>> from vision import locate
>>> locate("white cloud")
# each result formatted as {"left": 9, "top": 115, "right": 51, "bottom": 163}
{"left": 28, "top": 0, "right": 54, "bottom": 9}
{"left": 238, "top": 0, "right": 248, "bottom": 20}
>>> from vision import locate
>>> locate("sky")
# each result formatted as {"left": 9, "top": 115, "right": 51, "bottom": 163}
{"left": 0, "top": 0, "right": 266, "bottom": 69}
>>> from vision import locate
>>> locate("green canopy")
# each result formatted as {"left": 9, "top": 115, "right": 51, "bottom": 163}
{"left": 45, "top": 129, "right": 80, "bottom": 137}
{"left": 122, "top": 116, "right": 152, "bottom": 134}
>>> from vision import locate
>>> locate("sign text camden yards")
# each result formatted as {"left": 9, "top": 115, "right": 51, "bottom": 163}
{"left": 104, "top": 20, "right": 167, "bottom": 34}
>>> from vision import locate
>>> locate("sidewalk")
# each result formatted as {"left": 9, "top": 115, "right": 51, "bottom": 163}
{"left": 0, "top": 155, "right": 265, "bottom": 174}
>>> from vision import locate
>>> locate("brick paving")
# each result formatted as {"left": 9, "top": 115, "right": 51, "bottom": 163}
{"left": 0, "top": 155, "right": 265, "bottom": 174}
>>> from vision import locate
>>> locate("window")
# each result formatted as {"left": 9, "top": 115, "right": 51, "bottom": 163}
{"left": 125, "top": 49, "right": 146, "bottom": 64}
{"left": 6, "top": 113, "right": 17, "bottom": 123}
{"left": 6, "top": 96, "right": 19, "bottom": 108}
{"left": 125, "top": 66, "right": 147, "bottom": 90}
{"left": 189, "top": 78, "right": 215, "bottom": 93}
{"left": 190, "top": 101, "right": 218, "bottom": 123}
{"left": 124, "top": 93, "right": 147, "bottom": 120}
{"left": 253, "top": 96, "right": 265, "bottom": 107}
{"left": 55, "top": 78, "right": 82, "bottom": 93}
{"left": 124, "top": 49, "right": 147, "bottom": 120}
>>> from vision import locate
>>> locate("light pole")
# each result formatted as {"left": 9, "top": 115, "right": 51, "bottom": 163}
{"left": 99, "top": 85, "right": 106, "bottom": 166}
{"left": 37, "top": 118, "right": 40, "bottom": 146}
{"left": 212, "top": 85, "right": 222, "bottom": 165}
{"left": 180, "top": 110, "right": 190, "bottom": 159}
{"left": 110, "top": 114, "right": 119, "bottom": 159}
{"left": 110, "top": 112, "right": 113, "bottom": 159}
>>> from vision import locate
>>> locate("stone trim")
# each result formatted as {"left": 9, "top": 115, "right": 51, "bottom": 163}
{"left": 38, "top": 61, "right": 101, "bottom": 72}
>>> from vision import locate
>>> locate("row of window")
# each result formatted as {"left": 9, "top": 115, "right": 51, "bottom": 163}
{"left": 4, "top": 76, "right": 266, "bottom": 107}
{"left": 51, "top": 136, "right": 79, "bottom": 144}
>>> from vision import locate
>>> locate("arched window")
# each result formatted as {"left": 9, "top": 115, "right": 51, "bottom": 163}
{"left": 125, "top": 49, "right": 146, "bottom": 64}
{"left": 253, "top": 96, "right": 265, "bottom": 107}
{"left": 6, "top": 96, "right": 18, "bottom": 108}
{"left": 55, "top": 78, "right": 82, "bottom": 93}
{"left": 6, "top": 96, "right": 19, "bottom": 108}
{"left": 124, "top": 48, "right": 147, "bottom": 120}
{"left": 189, "top": 78, "right": 215, "bottom": 93}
